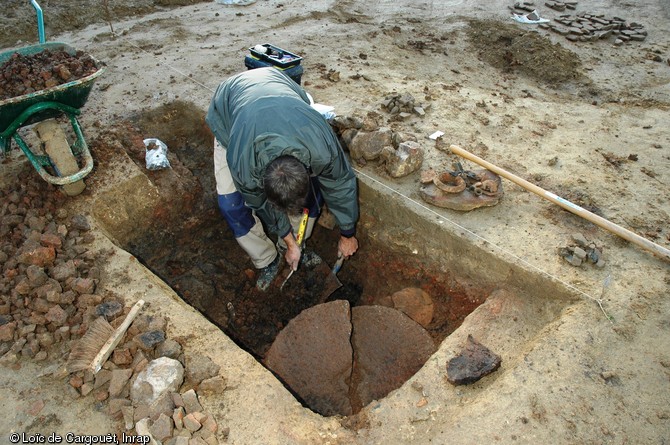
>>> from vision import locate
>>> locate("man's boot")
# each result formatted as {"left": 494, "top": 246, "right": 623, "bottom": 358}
{"left": 256, "top": 254, "right": 281, "bottom": 291}
{"left": 300, "top": 248, "right": 323, "bottom": 268}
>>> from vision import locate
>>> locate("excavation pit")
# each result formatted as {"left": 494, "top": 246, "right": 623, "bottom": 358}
{"left": 87, "top": 102, "right": 576, "bottom": 418}
{"left": 116, "top": 173, "right": 487, "bottom": 416}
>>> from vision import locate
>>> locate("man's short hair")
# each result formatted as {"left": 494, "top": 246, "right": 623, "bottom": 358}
{"left": 263, "top": 155, "right": 309, "bottom": 215}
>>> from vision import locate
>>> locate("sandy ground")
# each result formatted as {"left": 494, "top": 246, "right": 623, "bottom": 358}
{"left": 1, "top": 0, "right": 670, "bottom": 444}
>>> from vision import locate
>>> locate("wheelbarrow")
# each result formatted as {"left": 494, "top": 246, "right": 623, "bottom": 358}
{"left": 0, "top": 1, "right": 104, "bottom": 196}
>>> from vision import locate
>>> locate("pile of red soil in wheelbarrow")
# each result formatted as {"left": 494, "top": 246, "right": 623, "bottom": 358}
{"left": 0, "top": 49, "right": 97, "bottom": 100}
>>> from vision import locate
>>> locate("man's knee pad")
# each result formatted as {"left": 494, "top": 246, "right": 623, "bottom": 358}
{"left": 217, "top": 192, "right": 255, "bottom": 238}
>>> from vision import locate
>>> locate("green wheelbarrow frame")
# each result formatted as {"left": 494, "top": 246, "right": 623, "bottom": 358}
{"left": 0, "top": 42, "right": 104, "bottom": 186}
{"left": 0, "top": 101, "right": 94, "bottom": 186}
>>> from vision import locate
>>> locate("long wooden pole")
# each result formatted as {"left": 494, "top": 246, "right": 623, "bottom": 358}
{"left": 450, "top": 145, "right": 670, "bottom": 261}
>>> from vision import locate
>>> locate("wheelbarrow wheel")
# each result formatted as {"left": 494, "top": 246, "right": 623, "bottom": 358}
{"left": 34, "top": 119, "right": 86, "bottom": 196}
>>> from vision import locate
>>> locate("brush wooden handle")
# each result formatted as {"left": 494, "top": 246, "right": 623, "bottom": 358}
{"left": 450, "top": 145, "right": 670, "bottom": 261}
{"left": 91, "top": 299, "right": 145, "bottom": 373}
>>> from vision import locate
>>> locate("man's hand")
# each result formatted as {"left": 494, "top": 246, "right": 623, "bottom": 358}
{"left": 282, "top": 232, "right": 302, "bottom": 271}
{"left": 338, "top": 235, "right": 359, "bottom": 259}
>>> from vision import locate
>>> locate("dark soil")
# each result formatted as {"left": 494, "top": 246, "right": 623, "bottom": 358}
{"left": 0, "top": 49, "right": 98, "bottom": 100}
{"left": 125, "top": 198, "right": 488, "bottom": 359}
{"left": 466, "top": 19, "right": 588, "bottom": 86}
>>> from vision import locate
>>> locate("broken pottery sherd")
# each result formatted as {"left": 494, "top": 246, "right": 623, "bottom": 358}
{"left": 264, "top": 302, "right": 436, "bottom": 416}
{"left": 446, "top": 335, "right": 501, "bottom": 386}
{"left": 264, "top": 300, "right": 354, "bottom": 417}
{"left": 419, "top": 169, "right": 503, "bottom": 211}
{"left": 351, "top": 305, "right": 436, "bottom": 408}
{"left": 390, "top": 287, "right": 434, "bottom": 328}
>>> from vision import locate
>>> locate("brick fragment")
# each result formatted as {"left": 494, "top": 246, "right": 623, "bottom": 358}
{"left": 182, "top": 413, "right": 202, "bottom": 432}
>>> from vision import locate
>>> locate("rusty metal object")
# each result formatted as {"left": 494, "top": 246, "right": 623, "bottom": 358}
{"left": 471, "top": 178, "right": 499, "bottom": 196}
{"left": 420, "top": 168, "right": 504, "bottom": 211}
{"left": 433, "top": 171, "right": 466, "bottom": 193}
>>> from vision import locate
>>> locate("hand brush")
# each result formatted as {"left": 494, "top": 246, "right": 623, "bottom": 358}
{"left": 66, "top": 299, "right": 145, "bottom": 374}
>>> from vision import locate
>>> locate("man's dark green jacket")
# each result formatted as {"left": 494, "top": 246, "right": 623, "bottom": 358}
{"left": 206, "top": 67, "right": 358, "bottom": 239}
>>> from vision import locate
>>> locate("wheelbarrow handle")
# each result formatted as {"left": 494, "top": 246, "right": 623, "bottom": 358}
{"left": 30, "top": 0, "right": 46, "bottom": 44}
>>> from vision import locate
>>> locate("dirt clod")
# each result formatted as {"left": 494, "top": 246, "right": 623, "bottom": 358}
{"left": 0, "top": 49, "right": 98, "bottom": 100}
{"left": 467, "top": 19, "right": 586, "bottom": 86}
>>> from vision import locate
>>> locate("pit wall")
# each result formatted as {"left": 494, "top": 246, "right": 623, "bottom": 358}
{"left": 356, "top": 173, "right": 579, "bottom": 304}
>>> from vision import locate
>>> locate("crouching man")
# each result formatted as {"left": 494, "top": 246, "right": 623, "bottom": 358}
{"left": 206, "top": 67, "right": 359, "bottom": 290}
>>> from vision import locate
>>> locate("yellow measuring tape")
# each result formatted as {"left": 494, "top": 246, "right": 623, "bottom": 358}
{"left": 295, "top": 207, "right": 309, "bottom": 246}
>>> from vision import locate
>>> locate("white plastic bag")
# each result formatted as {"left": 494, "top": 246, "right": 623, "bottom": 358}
{"left": 143, "top": 138, "right": 171, "bottom": 171}
{"left": 511, "top": 10, "right": 550, "bottom": 24}
{"left": 306, "top": 92, "right": 336, "bottom": 120}
{"left": 311, "top": 103, "right": 336, "bottom": 121}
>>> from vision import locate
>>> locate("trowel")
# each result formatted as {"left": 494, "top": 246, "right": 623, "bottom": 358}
{"left": 281, "top": 253, "right": 342, "bottom": 301}
{"left": 315, "top": 252, "right": 343, "bottom": 303}
{"left": 312, "top": 253, "right": 344, "bottom": 302}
